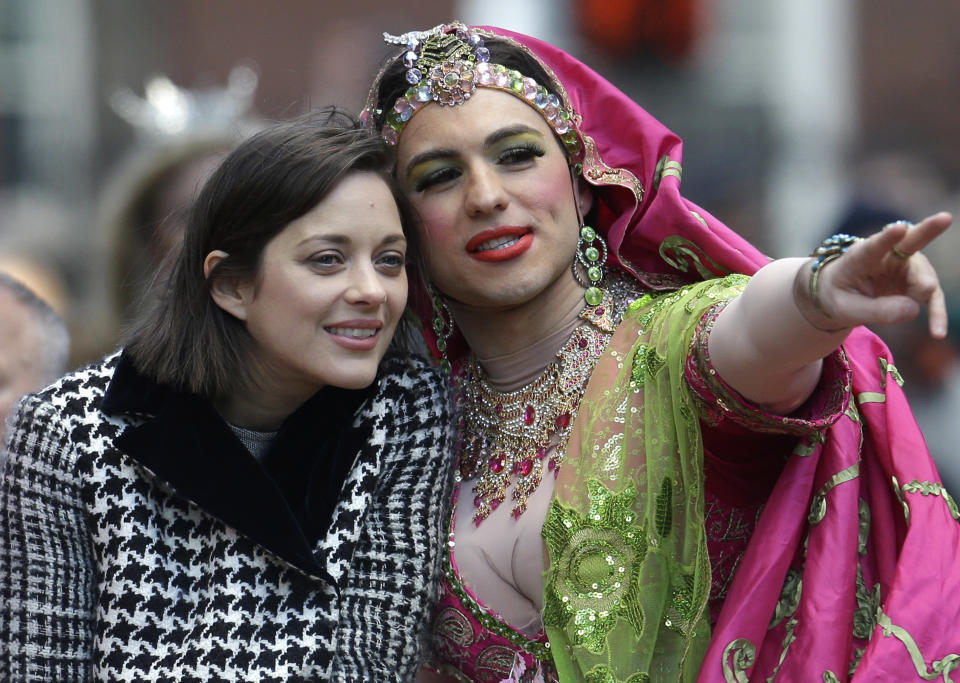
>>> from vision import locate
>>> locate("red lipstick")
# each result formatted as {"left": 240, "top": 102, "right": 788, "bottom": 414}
{"left": 465, "top": 226, "right": 533, "bottom": 262}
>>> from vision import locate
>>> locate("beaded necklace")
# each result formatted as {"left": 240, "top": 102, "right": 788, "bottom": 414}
{"left": 456, "top": 293, "right": 619, "bottom": 525}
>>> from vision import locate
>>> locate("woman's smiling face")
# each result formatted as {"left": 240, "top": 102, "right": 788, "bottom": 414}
{"left": 395, "top": 88, "right": 584, "bottom": 312}
{"left": 225, "top": 172, "right": 408, "bottom": 400}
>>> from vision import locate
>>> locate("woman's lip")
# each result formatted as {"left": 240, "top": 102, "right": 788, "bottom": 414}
{"left": 324, "top": 325, "right": 381, "bottom": 351}
{"left": 325, "top": 319, "right": 382, "bottom": 329}
{"left": 468, "top": 233, "right": 534, "bottom": 262}
{"left": 465, "top": 226, "right": 531, "bottom": 252}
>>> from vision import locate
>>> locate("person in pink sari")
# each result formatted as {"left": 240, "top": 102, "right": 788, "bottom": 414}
{"left": 363, "top": 23, "right": 960, "bottom": 682}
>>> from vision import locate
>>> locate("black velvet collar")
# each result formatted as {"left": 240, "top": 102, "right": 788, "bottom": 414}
{"left": 101, "top": 351, "right": 376, "bottom": 587}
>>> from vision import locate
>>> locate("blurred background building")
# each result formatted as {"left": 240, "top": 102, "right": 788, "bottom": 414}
{"left": 1, "top": 0, "right": 959, "bottom": 487}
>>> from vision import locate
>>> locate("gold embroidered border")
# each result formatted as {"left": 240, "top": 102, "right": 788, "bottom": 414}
{"left": 900, "top": 479, "right": 960, "bottom": 523}
{"left": 879, "top": 357, "right": 904, "bottom": 389}
{"left": 857, "top": 357, "right": 905, "bottom": 405}
{"left": 856, "top": 391, "right": 886, "bottom": 405}
{"left": 808, "top": 461, "right": 861, "bottom": 525}
{"left": 654, "top": 155, "right": 682, "bottom": 189}
{"left": 876, "top": 610, "right": 960, "bottom": 681}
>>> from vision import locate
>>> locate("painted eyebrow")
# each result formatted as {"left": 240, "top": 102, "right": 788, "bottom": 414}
{"left": 403, "top": 124, "right": 545, "bottom": 178}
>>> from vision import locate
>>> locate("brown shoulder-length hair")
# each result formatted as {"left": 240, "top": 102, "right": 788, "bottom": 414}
{"left": 125, "top": 108, "right": 418, "bottom": 399}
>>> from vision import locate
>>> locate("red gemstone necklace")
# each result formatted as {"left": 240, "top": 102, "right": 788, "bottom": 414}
{"left": 456, "top": 297, "right": 616, "bottom": 525}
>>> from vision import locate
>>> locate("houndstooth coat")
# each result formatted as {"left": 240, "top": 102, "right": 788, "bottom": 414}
{"left": 0, "top": 350, "right": 454, "bottom": 682}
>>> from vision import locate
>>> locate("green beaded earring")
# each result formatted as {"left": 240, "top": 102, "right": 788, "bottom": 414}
{"left": 572, "top": 224, "right": 606, "bottom": 306}
{"left": 430, "top": 286, "right": 454, "bottom": 375}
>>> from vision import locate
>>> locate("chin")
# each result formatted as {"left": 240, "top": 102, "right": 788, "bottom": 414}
{"left": 326, "top": 368, "right": 379, "bottom": 391}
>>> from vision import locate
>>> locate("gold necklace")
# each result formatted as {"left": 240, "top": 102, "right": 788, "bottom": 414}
{"left": 456, "top": 295, "right": 618, "bottom": 525}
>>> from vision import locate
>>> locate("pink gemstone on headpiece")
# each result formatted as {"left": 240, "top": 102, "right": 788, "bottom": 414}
{"left": 490, "top": 455, "right": 505, "bottom": 473}
{"left": 543, "top": 104, "right": 558, "bottom": 119}
{"left": 556, "top": 413, "right": 571, "bottom": 429}
{"left": 473, "top": 495, "right": 482, "bottom": 508}
{"left": 383, "top": 127, "right": 399, "bottom": 145}
{"left": 494, "top": 72, "right": 511, "bottom": 88}
{"left": 594, "top": 307, "right": 605, "bottom": 316}
{"left": 536, "top": 447, "right": 547, "bottom": 459}
{"left": 393, "top": 99, "right": 414, "bottom": 121}
{"left": 522, "top": 78, "right": 538, "bottom": 99}
{"left": 519, "top": 458, "right": 533, "bottom": 477}
{"left": 477, "top": 62, "right": 492, "bottom": 75}
{"left": 578, "top": 338, "right": 588, "bottom": 349}
{"left": 491, "top": 497, "right": 503, "bottom": 510}
{"left": 524, "top": 405, "right": 535, "bottom": 425}
{"left": 548, "top": 457, "right": 557, "bottom": 471}
{"left": 555, "top": 120, "right": 570, "bottom": 134}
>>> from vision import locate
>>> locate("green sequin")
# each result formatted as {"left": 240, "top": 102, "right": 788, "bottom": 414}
{"left": 581, "top": 225, "right": 597, "bottom": 242}
{"left": 543, "top": 480, "right": 648, "bottom": 654}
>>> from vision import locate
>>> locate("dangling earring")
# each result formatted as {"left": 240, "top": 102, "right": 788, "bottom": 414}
{"left": 569, "top": 165, "right": 605, "bottom": 307}
{"left": 572, "top": 226, "right": 606, "bottom": 306}
{"left": 429, "top": 286, "right": 454, "bottom": 376}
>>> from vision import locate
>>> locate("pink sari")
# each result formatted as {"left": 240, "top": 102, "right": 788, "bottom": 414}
{"left": 479, "top": 28, "right": 960, "bottom": 681}
{"left": 375, "top": 23, "right": 960, "bottom": 681}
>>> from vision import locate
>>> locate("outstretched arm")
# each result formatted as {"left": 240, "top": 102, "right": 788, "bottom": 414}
{"left": 708, "top": 212, "right": 952, "bottom": 414}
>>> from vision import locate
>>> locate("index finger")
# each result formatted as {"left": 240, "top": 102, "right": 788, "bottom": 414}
{"left": 894, "top": 211, "right": 952, "bottom": 255}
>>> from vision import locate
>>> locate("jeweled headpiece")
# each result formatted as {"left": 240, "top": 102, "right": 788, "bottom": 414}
{"left": 372, "top": 23, "right": 581, "bottom": 158}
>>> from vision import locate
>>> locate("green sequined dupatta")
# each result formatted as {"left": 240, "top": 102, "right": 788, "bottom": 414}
{"left": 542, "top": 275, "right": 749, "bottom": 682}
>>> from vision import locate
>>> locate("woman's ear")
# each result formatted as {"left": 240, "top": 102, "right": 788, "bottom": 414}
{"left": 576, "top": 176, "right": 595, "bottom": 218}
{"left": 204, "top": 250, "right": 250, "bottom": 321}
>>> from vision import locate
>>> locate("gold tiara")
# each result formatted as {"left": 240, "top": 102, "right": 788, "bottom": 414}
{"left": 374, "top": 23, "right": 580, "bottom": 157}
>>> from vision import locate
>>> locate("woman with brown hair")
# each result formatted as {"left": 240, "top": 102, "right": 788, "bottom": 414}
{"left": 0, "top": 109, "right": 453, "bottom": 681}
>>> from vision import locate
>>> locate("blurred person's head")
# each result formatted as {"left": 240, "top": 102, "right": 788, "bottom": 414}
{"left": 0, "top": 272, "right": 70, "bottom": 442}
{"left": 99, "top": 136, "right": 237, "bottom": 332}
{"left": 98, "top": 67, "right": 262, "bottom": 350}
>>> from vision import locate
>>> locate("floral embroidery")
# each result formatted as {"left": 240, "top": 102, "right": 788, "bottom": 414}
{"left": 654, "top": 477, "right": 673, "bottom": 538}
{"left": 722, "top": 638, "right": 756, "bottom": 683}
{"left": 808, "top": 461, "right": 860, "bottom": 525}
{"left": 542, "top": 479, "right": 647, "bottom": 654}
{"left": 876, "top": 610, "right": 960, "bottom": 680}
{"left": 585, "top": 665, "right": 651, "bottom": 683}
{"left": 853, "top": 566, "right": 880, "bottom": 640}
{"left": 769, "top": 569, "right": 802, "bottom": 630}
{"left": 630, "top": 344, "right": 665, "bottom": 385}
{"left": 658, "top": 235, "right": 731, "bottom": 280}
{"left": 901, "top": 479, "right": 960, "bottom": 522}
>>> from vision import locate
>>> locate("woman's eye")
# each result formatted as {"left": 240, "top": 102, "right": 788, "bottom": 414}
{"left": 377, "top": 252, "right": 407, "bottom": 271}
{"left": 413, "top": 167, "right": 461, "bottom": 192}
{"left": 497, "top": 143, "right": 546, "bottom": 165}
{"left": 309, "top": 252, "right": 343, "bottom": 268}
